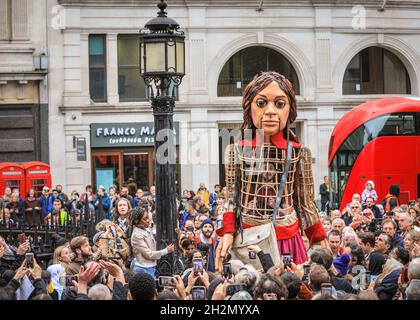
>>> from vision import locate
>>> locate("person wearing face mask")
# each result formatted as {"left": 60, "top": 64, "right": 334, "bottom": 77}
{"left": 130, "top": 207, "right": 174, "bottom": 278}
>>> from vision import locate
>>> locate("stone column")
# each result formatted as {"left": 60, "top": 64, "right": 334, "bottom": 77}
{"left": 106, "top": 33, "right": 119, "bottom": 105}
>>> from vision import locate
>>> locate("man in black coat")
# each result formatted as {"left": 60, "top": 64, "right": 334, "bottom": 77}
{"left": 319, "top": 176, "right": 330, "bottom": 213}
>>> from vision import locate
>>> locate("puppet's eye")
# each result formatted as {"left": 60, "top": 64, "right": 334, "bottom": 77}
{"left": 275, "top": 100, "right": 286, "bottom": 108}
{"left": 256, "top": 99, "right": 266, "bottom": 108}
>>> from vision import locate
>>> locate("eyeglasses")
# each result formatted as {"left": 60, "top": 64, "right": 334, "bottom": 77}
{"left": 351, "top": 207, "right": 359, "bottom": 209}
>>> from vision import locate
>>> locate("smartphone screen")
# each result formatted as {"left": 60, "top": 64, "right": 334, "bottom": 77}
{"left": 227, "top": 284, "right": 247, "bottom": 296}
{"left": 363, "top": 271, "right": 371, "bottom": 289}
{"left": 193, "top": 258, "right": 203, "bottom": 275}
{"left": 283, "top": 253, "right": 292, "bottom": 267}
{"left": 303, "top": 264, "right": 310, "bottom": 279}
{"left": 158, "top": 276, "right": 174, "bottom": 288}
{"left": 191, "top": 286, "right": 206, "bottom": 300}
{"left": 321, "top": 283, "right": 332, "bottom": 298}
{"left": 25, "top": 253, "right": 34, "bottom": 268}
{"left": 223, "top": 263, "right": 232, "bottom": 278}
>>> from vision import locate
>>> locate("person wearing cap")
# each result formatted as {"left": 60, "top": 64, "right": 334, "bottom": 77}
{"left": 333, "top": 252, "right": 350, "bottom": 276}
{"left": 196, "top": 218, "right": 217, "bottom": 272}
{"left": 39, "top": 186, "right": 53, "bottom": 219}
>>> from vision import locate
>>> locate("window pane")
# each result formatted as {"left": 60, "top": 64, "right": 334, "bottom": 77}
{"left": 89, "top": 35, "right": 106, "bottom": 102}
{"left": 89, "top": 36, "right": 104, "bottom": 55}
{"left": 366, "top": 113, "right": 416, "bottom": 137}
{"left": 93, "top": 155, "right": 120, "bottom": 192}
{"left": 90, "top": 68, "right": 106, "bottom": 101}
{"left": 167, "top": 41, "right": 176, "bottom": 72}
{"left": 118, "top": 35, "right": 138, "bottom": 67}
{"left": 217, "top": 46, "right": 300, "bottom": 96}
{"left": 384, "top": 50, "right": 411, "bottom": 94}
{"left": 242, "top": 47, "right": 267, "bottom": 85}
{"left": 145, "top": 42, "right": 165, "bottom": 72}
{"left": 343, "top": 47, "right": 411, "bottom": 95}
{"left": 118, "top": 35, "right": 147, "bottom": 101}
{"left": 123, "top": 153, "right": 149, "bottom": 190}
{"left": 118, "top": 67, "right": 147, "bottom": 101}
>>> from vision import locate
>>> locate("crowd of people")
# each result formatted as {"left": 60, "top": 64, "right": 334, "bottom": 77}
{"left": 0, "top": 180, "right": 420, "bottom": 301}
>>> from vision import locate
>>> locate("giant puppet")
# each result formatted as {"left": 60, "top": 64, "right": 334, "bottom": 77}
{"left": 216, "top": 71, "right": 326, "bottom": 268}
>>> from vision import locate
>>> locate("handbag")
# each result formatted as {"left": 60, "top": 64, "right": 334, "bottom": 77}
{"left": 230, "top": 222, "right": 280, "bottom": 269}
{"left": 230, "top": 141, "right": 293, "bottom": 270}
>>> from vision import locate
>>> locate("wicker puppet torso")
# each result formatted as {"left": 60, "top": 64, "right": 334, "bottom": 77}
{"left": 225, "top": 140, "right": 321, "bottom": 232}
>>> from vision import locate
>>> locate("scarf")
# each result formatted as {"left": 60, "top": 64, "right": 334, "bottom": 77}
{"left": 118, "top": 217, "right": 127, "bottom": 231}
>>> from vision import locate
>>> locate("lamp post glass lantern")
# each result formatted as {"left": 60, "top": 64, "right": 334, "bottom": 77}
{"left": 139, "top": 0, "right": 185, "bottom": 276}
{"left": 139, "top": 0, "right": 185, "bottom": 98}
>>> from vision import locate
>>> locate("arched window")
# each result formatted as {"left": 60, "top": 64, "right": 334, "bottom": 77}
{"left": 217, "top": 46, "right": 300, "bottom": 97}
{"left": 343, "top": 47, "right": 411, "bottom": 95}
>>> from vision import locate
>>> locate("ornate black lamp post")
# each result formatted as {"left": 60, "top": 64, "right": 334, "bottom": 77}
{"left": 139, "top": 0, "right": 185, "bottom": 276}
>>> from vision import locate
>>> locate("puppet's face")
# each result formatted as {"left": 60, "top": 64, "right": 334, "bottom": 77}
{"left": 251, "top": 81, "right": 290, "bottom": 138}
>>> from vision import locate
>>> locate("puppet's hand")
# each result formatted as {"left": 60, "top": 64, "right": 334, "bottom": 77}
{"left": 220, "top": 233, "right": 234, "bottom": 261}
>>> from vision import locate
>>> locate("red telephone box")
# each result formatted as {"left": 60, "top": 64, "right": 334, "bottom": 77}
{"left": 23, "top": 162, "right": 51, "bottom": 198}
{"left": 0, "top": 162, "right": 26, "bottom": 196}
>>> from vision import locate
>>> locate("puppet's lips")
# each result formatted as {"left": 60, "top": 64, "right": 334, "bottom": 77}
{"left": 262, "top": 121, "right": 279, "bottom": 125}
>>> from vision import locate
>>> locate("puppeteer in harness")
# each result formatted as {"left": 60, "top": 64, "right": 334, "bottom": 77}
{"left": 216, "top": 71, "right": 326, "bottom": 269}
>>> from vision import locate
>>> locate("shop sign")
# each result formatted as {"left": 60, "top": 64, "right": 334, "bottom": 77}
{"left": 90, "top": 122, "right": 179, "bottom": 148}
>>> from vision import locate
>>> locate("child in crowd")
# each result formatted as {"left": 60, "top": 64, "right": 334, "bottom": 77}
{"left": 362, "top": 180, "right": 378, "bottom": 205}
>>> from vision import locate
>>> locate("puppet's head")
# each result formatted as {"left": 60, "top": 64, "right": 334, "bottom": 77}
{"left": 241, "top": 71, "right": 297, "bottom": 139}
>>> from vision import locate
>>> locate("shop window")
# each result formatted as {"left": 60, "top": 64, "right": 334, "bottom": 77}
{"left": 217, "top": 46, "right": 300, "bottom": 97}
{"left": 343, "top": 47, "right": 411, "bottom": 95}
{"left": 89, "top": 34, "right": 107, "bottom": 102}
{"left": 92, "top": 154, "right": 120, "bottom": 191}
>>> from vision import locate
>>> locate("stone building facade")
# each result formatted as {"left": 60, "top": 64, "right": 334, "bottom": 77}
{"left": 40, "top": 0, "right": 420, "bottom": 196}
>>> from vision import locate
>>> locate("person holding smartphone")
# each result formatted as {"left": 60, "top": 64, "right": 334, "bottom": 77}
{"left": 247, "top": 245, "right": 275, "bottom": 272}
{"left": 130, "top": 207, "right": 174, "bottom": 279}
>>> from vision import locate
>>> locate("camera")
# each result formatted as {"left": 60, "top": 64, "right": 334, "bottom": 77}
{"left": 193, "top": 258, "right": 204, "bottom": 275}
{"left": 158, "top": 276, "right": 175, "bottom": 288}
{"left": 282, "top": 253, "right": 292, "bottom": 268}
{"left": 191, "top": 286, "right": 206, "bottom": 300}
{"left": 25, "top": 252, "right": 34, "bottom": 268}
{"left": 223, "top": 262, "right": 232, "bottom": 279}
{"left": 226, "top": 284, "right": 247, "bottom": 296}
{"left": 186, "top": 226, "right": 195, "bottom": 232}
{"left": 248, "top": 251, "right": 257, "bottom": 259}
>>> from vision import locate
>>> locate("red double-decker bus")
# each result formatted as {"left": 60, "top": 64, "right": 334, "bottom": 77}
{"left": 328, "top": 97, "right": 420, "bottom": 211}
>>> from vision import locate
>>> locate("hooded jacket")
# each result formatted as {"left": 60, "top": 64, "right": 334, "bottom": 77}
{"left": 362, "top": 180, "right": 378, "bottom": 204}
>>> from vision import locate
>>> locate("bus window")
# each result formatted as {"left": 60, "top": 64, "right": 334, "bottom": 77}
{"left": 416, "top": 113, "right": 420, "bottom": 134}
{"left": 365, "top": 113, "right": 416, "bottom": 138}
